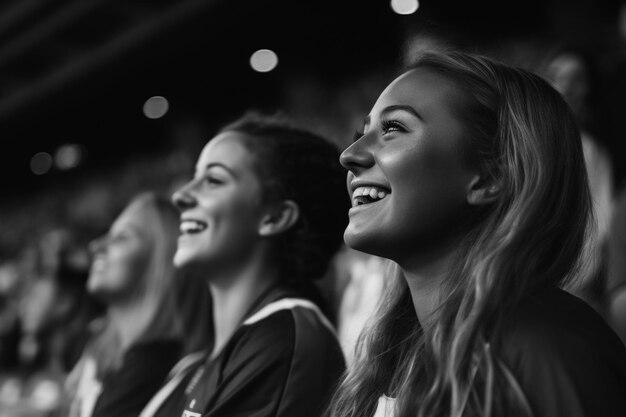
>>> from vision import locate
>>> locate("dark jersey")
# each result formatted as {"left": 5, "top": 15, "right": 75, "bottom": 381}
{"left": 140, "top": 294, "right": 346, "bottom": 417}
{"left": 497, "top": 286, "right": 626, "bottom": 417}
{"left": 69, "top": 339, "right": 181, "bottom": 417}
{"left": 370, "top": 286, "right": 626, "bottom": 417}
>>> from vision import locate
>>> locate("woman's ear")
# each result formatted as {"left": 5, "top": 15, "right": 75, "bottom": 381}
{"left": 258, "top": 200, "right": 300, "bottom": 236}
{"left": 467, "top": 175, "right": 500, "bottom": 206}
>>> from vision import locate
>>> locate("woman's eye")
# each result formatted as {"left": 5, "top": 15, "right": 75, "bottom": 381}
{"left": 108, "top": 233, "right": 127, "bottom": 245}
{"left": 205, "top": 175, "right": 223, "bottom": 186}
{"left": 381, "top": 120, "right": 405, "bottom": 134}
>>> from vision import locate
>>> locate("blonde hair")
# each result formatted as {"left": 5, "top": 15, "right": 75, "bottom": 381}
{"left": 88, "top": 192, "right": 184, "bottom": 376}
{"left": 329, "top": 50, "right": 592, "bottom": 417}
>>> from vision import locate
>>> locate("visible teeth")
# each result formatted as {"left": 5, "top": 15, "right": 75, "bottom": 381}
{"left": 91, "top": 258, "right": 106, "bottom": 272}
{"left": 352, "top": 186, "right": 389, "bottom": 206}
{"left": 180, "top": 220, "right": 207, "bottom": 234}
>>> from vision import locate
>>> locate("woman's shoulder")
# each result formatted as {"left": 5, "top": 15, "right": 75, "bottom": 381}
{"left": 499, "top": 286, "right": 625, "bottom": 361}
{"left": 101, "top": 339, "right": 182, "bottom": 385}
{"left": 497, "top": 286, "right": 626, "bottom": 417}
{"left": 236, "top": 297, "right": 342, "bottom": 352}
{"left": 125, "top": 339, "right": 182, "bottom": 361}
{"left": 501, "top": 286, "right": 622, "bottom": 349}
{"left": 223, "top": 296, "right": 345, "bottom": 371}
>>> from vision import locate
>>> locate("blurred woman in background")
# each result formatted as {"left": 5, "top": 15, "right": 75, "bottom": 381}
{"left": 64, "top": 192, "right": 188, "bottom": 417}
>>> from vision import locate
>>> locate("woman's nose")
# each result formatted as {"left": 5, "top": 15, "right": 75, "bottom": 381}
{"left": 171, "top": 180, "right": 197, "bottom": 210}
{"left": 339, "top": 136, "right": 375, "bottom": 171}
{"left": 89, "top": 235, "right": 106, "bottom": 254}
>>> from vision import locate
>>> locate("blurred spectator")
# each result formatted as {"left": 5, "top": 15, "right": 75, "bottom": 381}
{"left": 63, "top": 192, "right": 186, "bottom": 417}
{"left": 540, "top": 45, "right": 616, "bottom": 316}
{"left": 608, "top": 187, "right": 626, "bottom": 346}
{"left": 0, "top": 261, "right": 21, "bottom": 372}
{"left": 20, "top": 229, "right": 103, "bottom": 371}
{"left": 334, "top": 249, "right": 387, "bottom": 366}
{"left": 605, "top": 1, "right": 626, "bottom": 348}
{"left": 0, "top": 228, "right": 104, "bottom": 417}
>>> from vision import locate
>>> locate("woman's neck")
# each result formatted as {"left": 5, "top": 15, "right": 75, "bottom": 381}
{"left": 107, "top": 297, "right": 157, "bottom": 351}
{"left": 399, "top": 248, "right": 458, "bottom": 324}
{"left": 208, "top": 257, "right": 281, "bottom": 360}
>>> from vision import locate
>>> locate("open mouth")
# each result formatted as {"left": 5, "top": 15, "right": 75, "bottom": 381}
{"left": 352, "top": 186, "right": 390, "bottom": 207}
{"left": 180, "top": 219, "right": 208, "bottom": 234}
{"left": 90, "top": 257, "right": 107, "bottom": 273}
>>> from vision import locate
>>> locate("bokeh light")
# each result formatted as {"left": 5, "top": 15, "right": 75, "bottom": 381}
{"left": 390, "top": 0, "right": 419, "bottom": 15}
{"left": 54, "top": 144, "right": 84, "bottom": 170}
{"left": 143, "top": 96, "right": 169, "bottom": 119}
{"left": 250, "top": 49, "right": 278, "bottom": 73}
{"left": 30, "top": 152, "right": 53, "bottom": 175}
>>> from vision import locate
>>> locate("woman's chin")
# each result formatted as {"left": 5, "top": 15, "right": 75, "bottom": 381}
{"left": 173, "top": 250, "right": 193, "bottom": 269}
{"left": 173, "top": 251, "right": 204, "bottom": 274}
{"left": 343, "top": 228, "right": 380, "bottom": 257}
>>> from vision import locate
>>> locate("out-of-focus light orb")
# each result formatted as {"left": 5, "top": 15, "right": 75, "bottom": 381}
{"left": 143, "top": 96, "right": 169, "bottom": 119}
{"left": 250, "top": 49, "right": 278, "bottom": 73}
{"left": 54, "top": 144, "right": 84, "bottom": 170}
{"left": 31, "top": 152, "right": 53, "bottom": 175}
{"left": 390, "top": 0, "right": 419, "bottom": 15}
{"left": 30, "top": 379, "right": 61, "bottom": 410}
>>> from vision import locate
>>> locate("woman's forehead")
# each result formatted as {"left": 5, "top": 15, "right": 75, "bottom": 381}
{"left": 372, "top": 68, "right": 461, "bottom": 118}
{"left": 113, "top": 201, "right": 151, "bottom": 231}
{"left": 195, "top": 131, "right": 256, "bottom": 172}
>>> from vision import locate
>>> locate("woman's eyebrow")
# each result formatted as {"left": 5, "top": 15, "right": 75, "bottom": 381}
{"left": 195, "top": 162, "right": 238, "bottom": 179}
{"left": 380, "top": 104, "right": 423, "bottom": 120}
{"left": 363, "top": 103, "right": 421, "bottom": 130}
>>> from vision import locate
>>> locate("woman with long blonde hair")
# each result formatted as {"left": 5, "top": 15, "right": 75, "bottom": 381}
{"left": 329, "top": 50, "right": 626, "bottom": 417}
{"left": 65, "top": 192, "right": 189, "bottom": 417}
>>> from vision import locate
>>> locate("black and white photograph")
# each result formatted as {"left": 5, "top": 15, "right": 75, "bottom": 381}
{"left": 0, "top": 1, "right": 625, "bottom": 416}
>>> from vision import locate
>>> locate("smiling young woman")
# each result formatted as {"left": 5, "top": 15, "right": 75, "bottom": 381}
{"left": 64, "top": 192, "right": 188, "bottom": 417}
{"left": 328, "top": 50, "right": 626, "bottom": 417}
{"left": 139, "top": 111, "right": 350, "bottom": 417}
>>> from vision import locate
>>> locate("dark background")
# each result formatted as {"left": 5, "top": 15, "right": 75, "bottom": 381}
{"left": 0, "top": 0, "right": 624, "bottom": 252}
